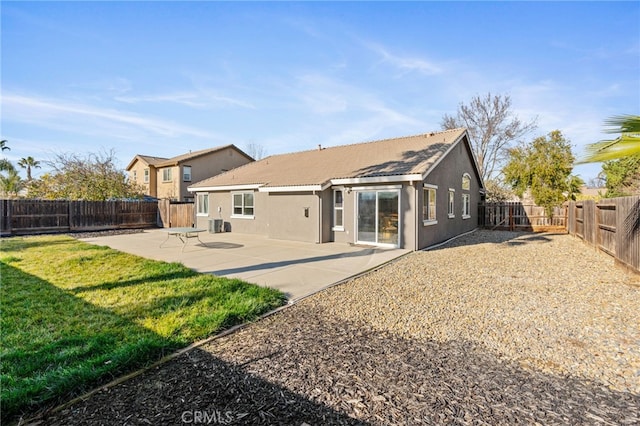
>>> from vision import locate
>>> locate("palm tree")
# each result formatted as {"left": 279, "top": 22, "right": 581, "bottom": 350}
{"left": 0, "top": 158, "right": 15, "bottom": 172}
{"left": 0, "top": 140, "right": 9, "bottom": 152}
{"left": 578, "top": 115, "right": 640, "bottom": 163}
{"left": 0, "top": 168, "right": 24, "bottom": 197}
{"left": 18, "top": 156, "right": 41, "bottom": 181}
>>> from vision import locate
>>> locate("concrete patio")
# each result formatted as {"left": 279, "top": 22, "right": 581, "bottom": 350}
{"left": 79, "top": 229, "right": 409, "bottom": 301}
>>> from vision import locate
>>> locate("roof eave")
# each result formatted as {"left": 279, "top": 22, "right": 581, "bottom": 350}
{"left": 331, "top": 174, "right": 423, "bottom": 185}
{"left": 258, "top": 182, "right": 332, "bottom": 193}
{"left": 420, "top": 130, "right": 485, "bottom": 189}
{"left": 187, "top": 184, "right": 263, "bottom": 192}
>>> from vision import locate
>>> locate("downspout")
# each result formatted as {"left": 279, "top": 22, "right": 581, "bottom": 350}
{"left": 414, "top": 181, "right": 419, "bottom": 251}
{"left": 315, "top": 190, "right": 321, "bottom": 244}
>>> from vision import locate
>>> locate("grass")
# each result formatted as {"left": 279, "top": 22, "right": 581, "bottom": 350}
{"left": 0, "top": 235, "right": 286, "bottom": 421}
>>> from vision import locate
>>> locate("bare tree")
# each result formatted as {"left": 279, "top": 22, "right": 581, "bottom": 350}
{"left": 244, "top": 143, "right": 267, "bottom": 160}
{"left": 441, "top": 93, "right": 537, "bottom": 182}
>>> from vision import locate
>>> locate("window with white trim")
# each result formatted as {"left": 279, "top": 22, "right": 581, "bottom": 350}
{"left": 144, "top": 168, "right": 149, "bottom": 183}
{"left": 462, "top": 173, "right": 471, "bottom": 190}
{"left": 448, "top": 189, "right": 455, "bottom": 218}
{"left": 232, "top": 192, "right": 254, "bottom": 218}
{"left": 162, "top": 168, "right": 172, "bottom": 182}
{"left": 197, "top": 193, "right": 209, "bottom": 216}
{"left": 333, "top": 189, "right": 344, "bottom": 230}
{"left": 423, "top": 185, "right": 437, "bottom": 224}
{"left": 183, "top": 166, "right": 192, "bottom": 182}
{"left": 132, "top": 170, "right": 137, "bottom": 181}
{"left": 462, "top": 193, "right": 471, "bottom": 218}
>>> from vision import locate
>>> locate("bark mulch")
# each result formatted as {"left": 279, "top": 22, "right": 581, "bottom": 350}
{"left": 38, "top": 306, "right": 639, "bottom": 425}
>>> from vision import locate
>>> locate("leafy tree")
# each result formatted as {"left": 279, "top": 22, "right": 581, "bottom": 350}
{"left": 600, "top": 155, "right": 640, "bottom": 197}
{"left": 27, "top": 149, "right": 144, "bottom": 200}
{"left": 503, "top": 130, "right": 584, "bottom": 217}
{"left": 1, "top": 140, "right": 10, "bottom": 151}
{"left": 17, "top": 156, "right": 41, "bottom": 181}
{"left": 579, "top": 115, "right": 640, "bottom": 163}
{"left": 441, "top": 93, "right": 537, "bottom": 182}
{"left": 0, "top": 168, "right": 24, "bottom": 197}
{"left": 0, "top": 158, "right": 15, "bottom": 173}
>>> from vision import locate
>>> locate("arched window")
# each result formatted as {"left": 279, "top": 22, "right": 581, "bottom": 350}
{"left": 462, "top": 173, "right": 471, "bottom": 190}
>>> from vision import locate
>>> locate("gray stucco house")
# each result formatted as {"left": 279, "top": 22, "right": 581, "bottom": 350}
{"left": 188, "top": 128, "right": 484, "bottom": 250}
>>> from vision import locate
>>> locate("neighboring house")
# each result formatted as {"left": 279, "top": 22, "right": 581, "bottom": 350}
{"left": 127, "top": 145, "right": 254, "bottom": 201}
{"left": 188, "top": 129, "right": 484, "bottom": 250}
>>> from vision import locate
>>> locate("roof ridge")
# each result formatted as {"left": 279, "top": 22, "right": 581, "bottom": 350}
{"left": 261, "top": 128, "right": 467, "bottom": 159}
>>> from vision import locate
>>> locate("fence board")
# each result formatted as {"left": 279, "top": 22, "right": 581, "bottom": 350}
{"left": 567, "top": 196, "right": 639, "bottom": 273}
{"left": 157, "top": 199, "right": 194, "bottom": 228}
{"left": 0, "top": 199, "right": 158, "bottom": 235}
{"left": 479, "top": 202, "right": 567, "bottom": 231}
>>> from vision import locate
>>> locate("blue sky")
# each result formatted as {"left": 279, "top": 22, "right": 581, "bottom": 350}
{"left": 2, "top": 1, "right": 639, "bottom": 183}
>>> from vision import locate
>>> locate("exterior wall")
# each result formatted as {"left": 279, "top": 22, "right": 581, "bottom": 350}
{"left": 196, "top": 191, "right": 328, "bottom": 243}
{"left": 131, "top": 147, "right": 253, "bottom": 202}
{"left": 127, "top": 161, "right": 157, "bottom": 197}
{"left": 320, "top": 189, "right": 333, "bottom": 243}
{"left": 328, "top": 183, "right": 415, "bottom": 249}
{"left": 156, "top": 166, "right": 180, "bottom": 200}
{"left": 178, "top": 148, "right": 253, "bottom": 201}
{"left": 417, "top": 139, "right": 482, "bottom": 249}
{"left": 267, "top": 192, "right": 320, "bottom": 242}
{"left": 195, "top": 190, "right": 269, "bottom": 236}
{"left": 195, "top": 190, "right": 322, "bottom": 243}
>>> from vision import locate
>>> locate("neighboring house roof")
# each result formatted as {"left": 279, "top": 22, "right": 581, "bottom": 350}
{"left": 189, "top": 128, "right": 482, "bottom": 192}
{"left": 155, "top": 145, "right": 253, "bottom": 168}
{"left": 126, "top": 155, "right": 169, "bottom": 170}
{"left": 126, "top": 144, "right": 254, "bottom": 171}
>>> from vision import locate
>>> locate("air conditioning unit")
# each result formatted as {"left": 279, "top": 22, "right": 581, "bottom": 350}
{"left": 209, "top": 219, "right": 223, "bottom": 233}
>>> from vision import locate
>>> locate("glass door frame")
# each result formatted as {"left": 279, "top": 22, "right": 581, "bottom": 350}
{"left": 355, "top": 187, "right": 401, "bottom": 248}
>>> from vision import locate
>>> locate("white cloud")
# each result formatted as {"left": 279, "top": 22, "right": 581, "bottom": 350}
{"left": 2, "top": 93, "right": 218, "bottom": 140}
{"left": 115, "top": 91, "right": 256, "bottom": 110}
{"left": 364, "top": 42, "right": 443, "bottom": 76}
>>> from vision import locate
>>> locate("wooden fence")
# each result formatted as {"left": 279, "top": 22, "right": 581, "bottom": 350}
{"left": 0, "top": 199, "right": 158, "bottom": 236}
{"left": 157, "top": 199, "right": 195, "bottom": 228}
{"left": 478, "top": 202, "right": 567, "bottom": 231}
{"left": 567, "top": 196, "right": 640, "bottom": 273}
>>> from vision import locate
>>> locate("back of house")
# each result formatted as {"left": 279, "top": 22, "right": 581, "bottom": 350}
{"left": 188, "top": 129, "right": 484, "bottom": 250}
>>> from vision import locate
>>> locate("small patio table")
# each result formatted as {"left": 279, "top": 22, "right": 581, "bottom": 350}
{"left": 159, "top": 227, "right": 209, "bottom": 252}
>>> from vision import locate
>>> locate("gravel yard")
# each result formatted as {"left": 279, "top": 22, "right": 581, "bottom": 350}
{"left": 44, "top": 230, "right": 640, "bottom": 425}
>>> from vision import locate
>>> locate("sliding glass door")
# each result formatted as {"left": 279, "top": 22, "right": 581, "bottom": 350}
{"left": 357, "top": 190, "right": 399, "bottom": 247}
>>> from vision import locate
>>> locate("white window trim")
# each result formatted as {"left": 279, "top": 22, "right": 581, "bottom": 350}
{"left": 423, "top": 184, "right": 437, "bottom": 226}
{"left": 162, "top": 168, "right": 172, "bottom": 182}
{"left": 448, "top": 189, "right": 455, "bottom": 218}
{"left": 462, "top": 173, "right": 471, "bottom": 191}
{"left": 231, "top": 192, "right": 255, "bottom": 219}
{"left": 462, "top": 193, "right": 471, "bottom": 219}
{"left": 332, "top": 189, "right": 344, "bottom": 232}
{"left": 196, "top": 193, "right": 209, "bottom": 216}
{"left": 144, "top": 168, "right": 150, "bottom": 183}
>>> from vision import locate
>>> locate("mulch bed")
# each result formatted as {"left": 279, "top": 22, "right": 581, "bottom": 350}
{"left": 35, "top": 303, "right": 639, "bottom": 425}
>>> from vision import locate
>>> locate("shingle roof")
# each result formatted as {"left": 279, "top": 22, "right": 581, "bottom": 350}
{"left": 126, "top": 145, "right": 253, "bottom": 171}
{"left": 126, "top": 155, "right": 169, "bottom": 170}
{"left": 189, "top": 128, "right": 468, "bottom": 190}
{"left": 155, "top": 145, "right": 252, "bottom": 167}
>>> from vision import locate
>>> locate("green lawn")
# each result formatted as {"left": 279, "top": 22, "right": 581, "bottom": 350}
{"left": 0, "top": 235, "right": 286, "bottom": 421}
